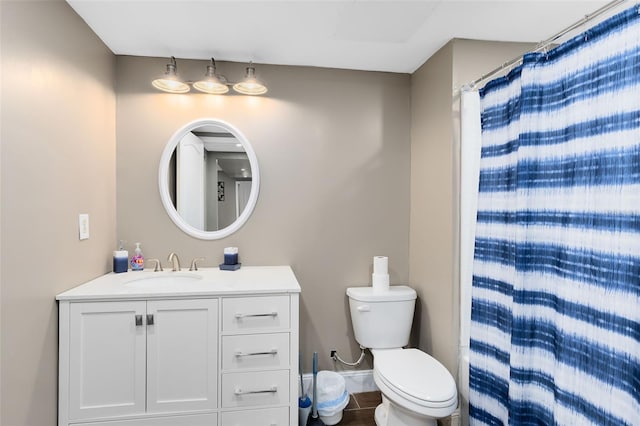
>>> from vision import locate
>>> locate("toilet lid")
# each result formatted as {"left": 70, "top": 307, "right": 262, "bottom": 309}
{"left": 374, "top": 349, "right": 456, "bottom": 405}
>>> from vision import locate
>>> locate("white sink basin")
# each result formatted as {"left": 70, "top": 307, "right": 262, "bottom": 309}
{"left": 125, "top": 272, "right": 203, "bottom": 288}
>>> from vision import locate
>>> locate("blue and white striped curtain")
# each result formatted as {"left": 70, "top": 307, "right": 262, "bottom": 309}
{"left": 469, "top": 5, "right": 640, "bottom": 425}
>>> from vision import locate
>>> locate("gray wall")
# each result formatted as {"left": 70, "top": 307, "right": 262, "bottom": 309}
{"left": 410, "top": 42, "right": 457, "bottom": 373}
{"left": 409, "top": 39, "right": 534, "bottom": 379}
{"left": 0, "top": 1, "right": 116, "bottom": 425}
{"left": 115, "top": 56, "right": 412, "bottom": 372}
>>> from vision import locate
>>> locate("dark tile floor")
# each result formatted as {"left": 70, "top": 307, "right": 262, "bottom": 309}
{"left": 337, "top": 391, "right": 454, "bottom": 426}
{"left": 340, "top": 391, "right": 381, "bottom": 426}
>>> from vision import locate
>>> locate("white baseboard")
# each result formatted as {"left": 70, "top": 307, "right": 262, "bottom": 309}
{"left": 301, "top": 369, "right": 378, "bottom": 396}
{"left": 450, "top": 408, "right": 460, "bottom": 426}
{"left": 338, "top": 369, "right": 378, "bottom": 394}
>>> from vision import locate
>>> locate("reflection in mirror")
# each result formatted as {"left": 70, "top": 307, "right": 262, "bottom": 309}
{"left": 170, "top": 125, "right": 252, "bottom": 231}
{"left": 159, "top": 118, "right": 259, "bottom": 240}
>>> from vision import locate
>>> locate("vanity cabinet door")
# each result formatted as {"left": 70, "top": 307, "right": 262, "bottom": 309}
{"left": 68, "top": 301, "right": 146, "bottom": 420}
{"left": 146, "top": 299, "right": 218, "bottom": 414}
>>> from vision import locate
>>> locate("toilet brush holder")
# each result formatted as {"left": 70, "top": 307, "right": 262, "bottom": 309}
{"left": 299, "top": 404, "right": 311, "bottom": 426}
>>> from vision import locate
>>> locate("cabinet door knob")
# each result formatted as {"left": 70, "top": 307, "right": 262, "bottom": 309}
{"left": 135, "top": 315, "right": 143, "bottom": 326}
{"left": 146, "top": 314, "right": 154, "bottom": 325}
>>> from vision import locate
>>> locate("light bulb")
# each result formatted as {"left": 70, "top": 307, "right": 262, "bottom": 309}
{"left": 152, "top": 58, "right": 189, "bottom": 94}
{"left": 233, "top": 65, "right": 267, "bottom": 95}
{"left": 193, "top": 60, "right": 229, "bottom": 94}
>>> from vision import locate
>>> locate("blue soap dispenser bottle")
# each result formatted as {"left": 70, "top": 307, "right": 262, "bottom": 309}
{"left": 131, "top": 242, "right": 144, "bottom": 271}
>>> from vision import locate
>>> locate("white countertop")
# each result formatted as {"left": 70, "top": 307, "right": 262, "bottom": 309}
{"left": 56, "top": 266, "right": 301, "bottom": 301}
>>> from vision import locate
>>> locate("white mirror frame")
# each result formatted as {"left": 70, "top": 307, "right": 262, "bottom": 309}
{"left": 158, "top": 118, "right": 260, "bottom": 240}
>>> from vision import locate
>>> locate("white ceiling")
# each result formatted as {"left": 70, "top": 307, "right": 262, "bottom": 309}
{"left": 66, "top": 0, "right": 614, "bottom": 73}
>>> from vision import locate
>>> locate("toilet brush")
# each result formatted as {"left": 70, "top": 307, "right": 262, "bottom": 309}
{"left": 306, "top": 352, "right": 325, "bottom": 426}
{"left": 298, "top": 353, "right": 311, "bottom": 425}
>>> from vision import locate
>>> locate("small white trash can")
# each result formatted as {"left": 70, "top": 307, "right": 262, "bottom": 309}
{"left": 316, "top": 371, "right": 350, "bottom": 425}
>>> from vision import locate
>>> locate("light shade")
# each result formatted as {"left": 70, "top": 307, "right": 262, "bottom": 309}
{"left": 193, "top": 58, "right": 229, "bottom": 94}
{"left": 233, "top": 64, "right": 268, "bottom": 95}
{"left": 152, "top": 57, "right": 190, "bottom": 94}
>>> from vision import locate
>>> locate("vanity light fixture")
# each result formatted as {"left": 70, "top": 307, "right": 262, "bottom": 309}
{"left": 152, "top": 56, "right": 190, "bottom": 94}
{"left": 153, "top": 57, "right": 268, "bottom": 96}
{"left": 233, "top": 62, "right": 268, "bottom": 95}
{"left": 193, "top": 58, "right": 229, "bottom": 94}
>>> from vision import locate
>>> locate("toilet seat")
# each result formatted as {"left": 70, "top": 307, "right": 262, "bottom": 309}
{"left": 373, "top": 348, "right": 457, "bottom": 413}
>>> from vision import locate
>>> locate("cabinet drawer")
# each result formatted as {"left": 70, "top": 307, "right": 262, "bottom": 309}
{"left": 221, "top": 407, "right": 289, "bottom": 426}
{"left": 72, "top": 412, "right": 217, "bottom": 425}
{"left": 222, "top": 296, "right": 290, "bottom": 332}
{"left": 221, "top": 370, "right": 290, "bottom": 408}
{"left": 222, "top": 333, "right": 290, "bottom": 371}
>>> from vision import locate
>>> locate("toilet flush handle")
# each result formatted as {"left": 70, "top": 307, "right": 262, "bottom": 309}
{"left": 357, "top": 305, "right": 370, "bottom": 312}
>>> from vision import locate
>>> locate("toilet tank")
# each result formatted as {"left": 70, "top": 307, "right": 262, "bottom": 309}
{"left": 346, "top": 286, "right": 417, "bottom": 349}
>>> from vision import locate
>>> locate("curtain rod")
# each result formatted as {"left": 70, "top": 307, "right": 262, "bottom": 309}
{"left": 466, "top": 0, "right": 629, "bottom": 90}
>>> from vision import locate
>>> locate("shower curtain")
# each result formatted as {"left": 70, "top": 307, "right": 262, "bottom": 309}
{"left": 469, "top": 5, "right": 640, "bottom": 425}
{"left": 460, "top": 89, "right": 482, "bottom": 425}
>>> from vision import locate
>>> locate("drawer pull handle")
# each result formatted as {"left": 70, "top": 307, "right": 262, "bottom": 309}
{"left": 234, "top": 311, "right": 278, "bottom": 319}
{"left": 235, "top": 348, "right": 278, "bottom": 357}
{"left": 234, "top": 385, "right": 277, "bottom": 395}
{"left": 135, "top": 315, "right": 143, "bottom": 326}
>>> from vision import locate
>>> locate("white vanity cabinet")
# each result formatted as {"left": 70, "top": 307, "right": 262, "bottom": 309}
{"left": 57, "top": 266, "right": 300, "bottom": 426}
{"left": 62, "top": 299, "right": 219, "bottom": 424}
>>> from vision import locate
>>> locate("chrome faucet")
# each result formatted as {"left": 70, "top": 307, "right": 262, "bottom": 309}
{"left": 167, "top": 252, "right": 181, "bottom": 271}
{"left": 189, "top": 257, "right": 205, "bottom": 271}
{"left": 148, "top": 258, "right": 163, "bottom": 272}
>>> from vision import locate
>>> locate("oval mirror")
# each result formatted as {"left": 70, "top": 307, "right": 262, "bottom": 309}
{"left": 159, "top": 118, "right": 260, "bottom": 240}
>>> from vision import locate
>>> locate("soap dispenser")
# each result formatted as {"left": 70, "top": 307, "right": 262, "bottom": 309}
{"left": 113, "top": 240, "right": 128, "bottom": 273}
{"left": 130, "top": 242, "right": 144, "bottom": 271}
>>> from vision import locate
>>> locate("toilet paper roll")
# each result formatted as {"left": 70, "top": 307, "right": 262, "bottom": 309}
{"left": 372, "top": 273, "right": 390, "bottom": 293}
{"left": 373, "top": 256, "right": 388, "bottom": 275}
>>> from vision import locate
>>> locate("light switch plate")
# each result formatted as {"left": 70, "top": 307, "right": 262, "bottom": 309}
{"left": 78, "top": 214, "right": 90, "bottom": 240}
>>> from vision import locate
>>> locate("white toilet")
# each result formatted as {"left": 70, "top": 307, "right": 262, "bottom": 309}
{"left": 346, "top": 286, "right": 458, "bottom": 426}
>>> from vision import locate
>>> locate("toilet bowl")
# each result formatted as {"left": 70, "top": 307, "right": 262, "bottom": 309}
{"left": 372, "top": 348, "right": 457, "bottom": 425}
{"left": 346, "top": 286, "right": 458, "bottom": 426}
